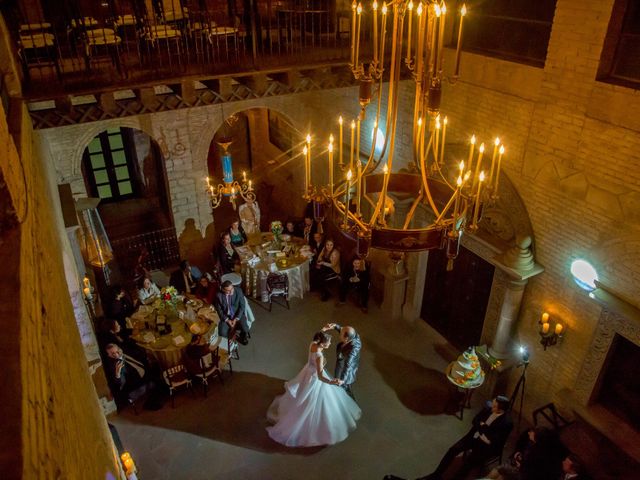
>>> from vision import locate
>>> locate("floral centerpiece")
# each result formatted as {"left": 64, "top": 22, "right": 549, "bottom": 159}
{"left": 270, "top": 220, "right": 283, "bottom": 244}
{"left": 154, "top": 286, "right": 179, "bottom": 317}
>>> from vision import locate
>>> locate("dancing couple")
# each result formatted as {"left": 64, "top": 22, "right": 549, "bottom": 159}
{"left": 266, "top": 323, "right": 362, "bottom": 447}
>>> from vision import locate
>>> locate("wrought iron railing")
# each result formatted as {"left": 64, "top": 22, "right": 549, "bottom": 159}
{"left": 111, "top": 227, "right": 180, "bottom": 273}
{"left": 1, "top": 0, "right": 359, "bottom": 98}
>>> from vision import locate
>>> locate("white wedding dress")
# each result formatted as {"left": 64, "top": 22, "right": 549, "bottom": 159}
{"left": 266, "top": 346, "right": 362, "bottom": 447}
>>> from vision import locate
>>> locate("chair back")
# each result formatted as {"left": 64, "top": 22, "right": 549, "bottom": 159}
{"left": 266, "top": 272, "right": 288, "bottom": 293}
{"left": 200, "top": 348, "right": 220, "bottom": 372}
{"left": 163, "top": 364, "right": 189, "bottom": 386}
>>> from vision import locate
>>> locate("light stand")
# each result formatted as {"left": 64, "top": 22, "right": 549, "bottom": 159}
{"left": 509, "top": 346, "right": 530, "bottom": 429}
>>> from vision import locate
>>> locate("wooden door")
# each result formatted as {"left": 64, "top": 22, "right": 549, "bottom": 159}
{"left": 421, "top": 246, "right": 494, "bottom": 351}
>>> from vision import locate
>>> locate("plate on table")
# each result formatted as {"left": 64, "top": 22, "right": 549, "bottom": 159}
{"left": 186, "top": 298, "right": 204, "bottom": 310}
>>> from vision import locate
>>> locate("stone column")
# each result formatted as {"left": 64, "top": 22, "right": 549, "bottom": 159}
{"left": 488, "top": 236, "right": 544, "bottom": 359}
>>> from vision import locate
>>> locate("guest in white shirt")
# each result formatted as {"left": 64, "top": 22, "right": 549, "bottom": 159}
{"left": 561, "top": 454, "right": 586, "bottom": 480}
{"left": 138, "top": 277, "right": 160, "bottom": 305}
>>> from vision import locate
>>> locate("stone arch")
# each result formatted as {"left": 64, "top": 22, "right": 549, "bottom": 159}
{"left": 70, "top": 118, "right": 158, "bottom": 176}
{"left": 190, "top": 103, "right": 303, "bottom": 176}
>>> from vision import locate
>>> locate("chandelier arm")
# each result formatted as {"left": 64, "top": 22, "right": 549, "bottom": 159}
{"left": 369, "top": 4, "right": 403, "bottom": 228}
{"left": 401, "top": 192, "right": 424, "bottom": 229}
{"left": 362, "top": 76, "right": 387, "bottom": 175}
{"left": 419, "top": 141, "right": 443, "bottom": 219}
{"left": 333, "top": 197, "right": 369, "bottom": 231}
{"left": 434, "top": 188, "right": 459, "bottom": 224}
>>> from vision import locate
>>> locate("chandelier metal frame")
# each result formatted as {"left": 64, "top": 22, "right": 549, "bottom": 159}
{"left": 304, "top": 1, "right": 506, "bottom": 262}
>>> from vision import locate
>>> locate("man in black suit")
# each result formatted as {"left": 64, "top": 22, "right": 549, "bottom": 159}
{"left": 169, "top": 260, "right": 198, "bottom": 294}
{"left": 416, "top": 395, "right": 513, "bottom": 480}
{"left": 214, "top": 280, "right": 250, "bottom": 345}
{"left": 322, "top": 323, "right": 362, "bottom": 400}
{"left": 104, "top": 343, "right": 152, "bottom": 407}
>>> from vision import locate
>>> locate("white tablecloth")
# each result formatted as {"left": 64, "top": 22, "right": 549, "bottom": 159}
{"left": 243, "top": 259, "right": 310, "bottom": 302}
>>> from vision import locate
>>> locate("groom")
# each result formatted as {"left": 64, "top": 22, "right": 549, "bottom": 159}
{"left": 322, "top": 323, "right": 362, "bottom": 400}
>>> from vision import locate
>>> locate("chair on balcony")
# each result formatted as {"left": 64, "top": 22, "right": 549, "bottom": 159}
{"left": 162, "top": 364, "right": 194, "bottom": 407}
{"left": 18, "top": 28, "right": 61, "bottom": 82}
{"left": 266, "top": 272, "right": 289, "bottom": 312}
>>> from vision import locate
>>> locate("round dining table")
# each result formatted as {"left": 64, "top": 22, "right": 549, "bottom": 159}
{"left": 239, "top": 233, "right": 311, "bottom": 302}
{"left": 128, "top": 299, "right": 219, "bottom": 369}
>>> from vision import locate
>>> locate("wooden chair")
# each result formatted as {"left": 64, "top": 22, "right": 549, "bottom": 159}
{"left": 197, "top": 348, "right": 224, "bottom": 397}
{"left": 162, "top": 364, "right": 194, "bottom": 407}
{"left": 217, "top": 323, "right": 240, "bottom": 375}
{"left": 266, "top": 272, "right": 289, "bottom": 311}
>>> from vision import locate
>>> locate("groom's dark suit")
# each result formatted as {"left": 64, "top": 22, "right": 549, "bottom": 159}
{"left": 332, "top": 324, "right": 362, "bottom": 400}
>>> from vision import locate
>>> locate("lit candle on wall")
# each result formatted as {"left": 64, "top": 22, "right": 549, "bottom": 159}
{"left": 373, "top": 1, "right": 379, "bottom": 64}
{"left": 406, "top": 1, "right": 414, "bottom": 63}
{"left": 455, "top": 4, "right": 467, "bottom": 77}
{"left": 206, "top": 176, "right": 211, "bottom": 188}
{"left": 541, "top": 312, "right": 550, "bottom": 323}
{"left": 555, "top": 323, "right": 564, "bottom": 335}
{"left": 467, "top": 135, "right": 476, "bottom": 172}
{"left": 350, "top": 1, "right": 357, "bottom": 64}
{"left": 248, "top": 180, "right": 252, "bottom": 191}
{"left": 350, "top": 120, "right": 356, "bottom": 171}
{"left": 338, "top": 116, "right": 344, "bottom": 166}
{"left": 242, "top": 170, "right": 247, "bottom": 182}
{"left": 489, "top": 137, "right": 500, "bottom": 186}
{"left": 494, "top": 145, "right": 505, "bottom": 192}
{"left": 542, "top": 322, "right": 550, "bottom": 334}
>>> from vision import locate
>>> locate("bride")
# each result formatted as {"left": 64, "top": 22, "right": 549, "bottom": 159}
{"left": 266, "top": 331, "right": 362, "bottom": 447}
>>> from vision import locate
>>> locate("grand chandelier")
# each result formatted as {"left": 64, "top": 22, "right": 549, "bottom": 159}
{"left": 206, "top": 139, "right": 256, "bottom": 210}
{"left": 303, "top": 1, "right": 506, "bottom": 264}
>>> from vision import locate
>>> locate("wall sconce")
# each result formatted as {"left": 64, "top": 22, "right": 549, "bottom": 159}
{"left": 538, "top": 312, "right": 565, "bottom": 350}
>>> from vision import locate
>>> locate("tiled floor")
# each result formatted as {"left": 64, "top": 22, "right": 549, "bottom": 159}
{"left": 109, "top": 294, "right": 489, "bottom": 480}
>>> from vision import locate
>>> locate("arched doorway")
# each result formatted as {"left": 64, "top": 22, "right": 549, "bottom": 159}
{"left": 80, "top": 126, "right": 177, "bottom": 279}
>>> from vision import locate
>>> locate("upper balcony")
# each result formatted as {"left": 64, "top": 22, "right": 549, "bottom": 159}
{"left": 1, "top": 0, "right": 356, "bottom": 101}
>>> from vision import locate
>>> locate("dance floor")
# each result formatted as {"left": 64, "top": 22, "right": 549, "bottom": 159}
{"left": 109, "top": 294, "right": 491, "bottom": 480}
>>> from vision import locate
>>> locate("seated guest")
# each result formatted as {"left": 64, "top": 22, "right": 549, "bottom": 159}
{"left": 313, "top": 239, "right": 341, "bottom": 301}
{"left": 195, "top": 276, "right": 218, "bottom": 304}
{"left": 183, "top": 334, "right": 212, "bottom": 376}
{"left": 560, "top": 454, "right": 586, "bottom": 480}
{"left": 104, "top": 343, "right": 153, "bottom": 406}
{"left": 228, "top": 219, "right": 248, "bottom": 246}
{"left": 339, "top": 258, "right": 371, "bottom": 313}
{"left": 217, "top": 232, "right": 240, "bottom": 274}
{"left": 302, "top": 215, "right": 317, "bottom": 244}
{"left": 214, "top": 280, "right": 250, "bottom": 345}
{"left": 97, "top": 318, "right": 127, "bottom": 348}
{"left": 170, "top": 260, "right": 198, "bottom": 294}
{"left": 108, "top": 285, "right": 135, "bottom": 332}
{"left": 137, "top": 276, "right": 161, "bottom": 305}
{"left": 284, "top": 220, "right": 300, "bottom": 238}
{"left": 414, "top": 396, "right": 513, "bottom": 480}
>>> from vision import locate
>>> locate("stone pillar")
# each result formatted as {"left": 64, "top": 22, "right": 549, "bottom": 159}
{"left": 402, "top": 250, "right": 429, "bottom": 323}
{"left": 488, "top": 236, "right": 544, "bottom": 359}
{"left": 489, "top": 278, "right": 527, "bottom": 358}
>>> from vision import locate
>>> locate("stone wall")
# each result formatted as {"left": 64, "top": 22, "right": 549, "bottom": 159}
{"left": 0, "top": 103, "right": 121, "bottom": 477}
{"left": 34, "top": 0, "right": 640, "bottom": 417}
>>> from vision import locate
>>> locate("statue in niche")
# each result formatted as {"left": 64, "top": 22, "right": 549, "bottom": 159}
{"left": 239, "top": 197, "right": 261, "bottom": 234}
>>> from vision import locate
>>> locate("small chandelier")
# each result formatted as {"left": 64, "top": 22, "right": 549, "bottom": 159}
{"left": 303, "top": 1, "right": 506, "bottom": 266}
{"left": 206, "top": 139, "right": 255, "bottom": 210}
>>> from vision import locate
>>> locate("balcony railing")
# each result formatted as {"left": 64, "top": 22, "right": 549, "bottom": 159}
{"left": 111, "top": 227, "right": 180, "bottom": 273}
{"left": 1, "top": 0, "right": 356, "bottom": 98}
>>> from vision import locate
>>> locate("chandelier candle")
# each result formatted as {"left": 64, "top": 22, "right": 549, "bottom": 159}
{"left": 350, "top": 120, "right": 356, "bottom": 171}
{"left": 467, "top": 135, "right": 476, "bottom": 171}
{"left": 440, "top": 116, "right": 448, "bottom": 166}
{"left": 303, "top": 145, "right": 309, "bottom": 193}
{"left": 472, "top": 171, "right": 485, "bottom": 226}
{"left": 437, "top": 4, "right": 447, "bottom": 73}
{"left": 472, "top": 143, "right": 485, "bottom": 191}
{"left": 415, "top": 3, "right": 425, "bottom": 75}
{"left": 338, "top": 116, "right": 344, "bottom": 167}
{"left": 328, "top": 138, "right": 334, "bottom": 196}
{"left": 454, "top": 4, "right": 467, "bottom": 77}
{"left": 351, "top": 2, "right": 357, "bottom": 64}
{"left": 494, "top": 145, "right": 505, "bottom": 192}
{"left": 489, "top": 137, "right": 500, "bottom": 186}
{"left": 373, "top": 1, "right": 378, "bottom": 65}
{"left": 344, "top": 169, "right": 353, "bottom": 225}
{"left": 355, "top": 3, "right": 363, "bottom": 70}
{"left": 406, "top": 1, "right": 414, "bottom": 64}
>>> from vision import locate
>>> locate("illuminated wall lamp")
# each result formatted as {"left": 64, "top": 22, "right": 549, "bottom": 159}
{"left": 538, "top": 312, "right": 565, "bottom": 350}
